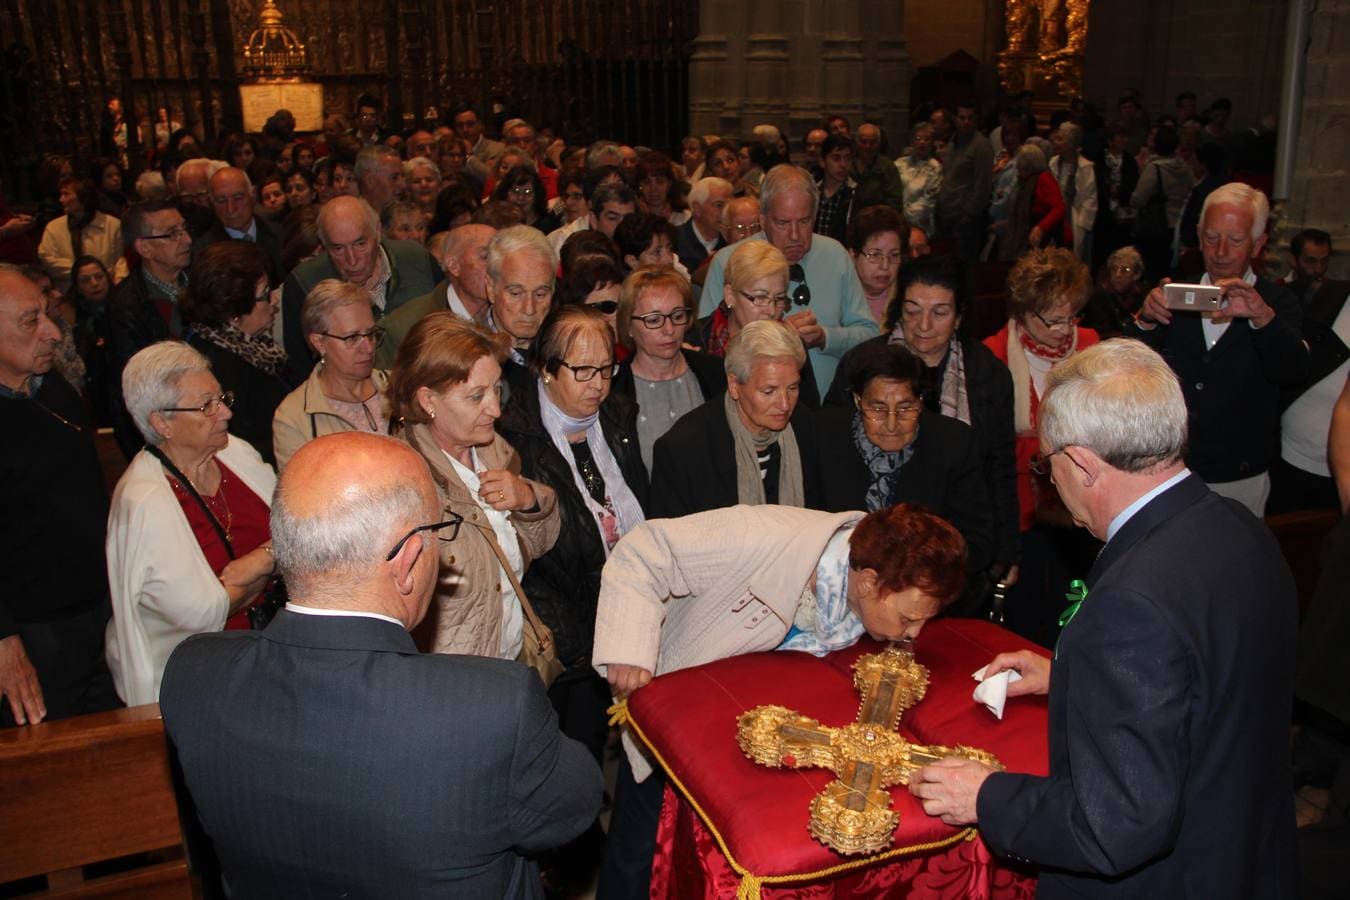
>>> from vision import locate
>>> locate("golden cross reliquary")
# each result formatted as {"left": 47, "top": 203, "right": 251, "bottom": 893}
{"left": 736, "top": 641, "right": 1002, "bottom": 856}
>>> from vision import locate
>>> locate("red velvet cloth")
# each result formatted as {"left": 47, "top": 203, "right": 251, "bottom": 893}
{"left": 627, "top": 619, "right": 1048, "bottom": 899}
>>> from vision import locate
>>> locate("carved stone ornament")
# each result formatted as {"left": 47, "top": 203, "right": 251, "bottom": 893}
{"left": 736, "top": 642, "right": 1002, "bottom": 856}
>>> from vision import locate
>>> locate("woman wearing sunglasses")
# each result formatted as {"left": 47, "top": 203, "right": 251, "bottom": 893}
{"left": 688, "top": 239, "right": 821, "bottom": 407}
{"left": 272, "top": 280, "right": 392, "bottom": 470}
{"left": 385, "top": 312, "right": 560, "bottom": 662}
{"left": 106, "top": 342, "right": 278, "bottom": 706}
{"left": 609, "top": 267, "right": 725, "bottom": 471}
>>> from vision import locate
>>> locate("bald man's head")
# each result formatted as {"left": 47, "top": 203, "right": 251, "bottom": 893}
{"left": 272, "top": 433, "right": 440, "bottom": 624}
{"left": 209, "top": 166, "right": 255, "bottom": 231}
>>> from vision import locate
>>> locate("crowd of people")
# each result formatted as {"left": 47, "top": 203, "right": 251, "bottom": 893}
{"left": 1, "top": 87, "right": 1347, "bottom": 898}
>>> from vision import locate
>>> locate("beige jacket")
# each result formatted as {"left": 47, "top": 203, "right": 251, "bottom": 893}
{"left": 400, "top": 421, "right": 561, "bottom": 657}
{"left": 271, "top": 366, "right": 392, "bottom": 470}
{"left": 591, "top": 504, "right": 864, "bottom": 780}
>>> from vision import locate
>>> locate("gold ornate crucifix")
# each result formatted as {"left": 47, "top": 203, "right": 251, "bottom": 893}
{"left": 737, "top": 642, "right": 1001, "bottom": 856}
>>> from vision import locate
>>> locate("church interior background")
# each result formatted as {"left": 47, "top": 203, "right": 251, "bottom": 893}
{"left": 0, "top": 0, "right": 1343, "bottom": 261}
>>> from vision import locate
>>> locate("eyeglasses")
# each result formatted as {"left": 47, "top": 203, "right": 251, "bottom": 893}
{"left": 632, "top": 308, "right": 694, "bottom": 329}
{"left": 385, "top": 514, "right": 463, "bottom": 562}
{"left": 509, "top": 185, "right": 535, "bottom": 197}
{"left": 1029, "top": 448, "right": 1066, "bottom": 476}
{"left": 738, "top": 290, "right": 790, "bottom": 310}
{"left": 1109, "top": 264, "right": 1139, "bottom": 274}
{"left": 859, "top": 402, "right": 921, "bottom": 423}
{"left": 141, "top": 225, "right": 191, "bottom": 241}
{"left": 860, "top": 249, "right": 904, "bottom": 267}
{"left": 162, "top": 390, "right": 235, "bottom": 416}
{"left": 557, "top": 361, "right": 619, "bottom": 382}
{"left": 789, "top": 264, "right": 811, "bottom": 307}
{"left": 727, "top": 222, "right": 761, "bottom": 237}
{"left": 587, "top": 300, "right": 619, "bottom": 315}
{"left": 318, "top": 326, "right": 386, "bottom": 348}
{"left": 1033, "top": 311, "right": 1080, "bottom": 330}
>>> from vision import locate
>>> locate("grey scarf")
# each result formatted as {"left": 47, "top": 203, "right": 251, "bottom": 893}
{"left": 724, "top": 391, "right": 804, "bottom": 506}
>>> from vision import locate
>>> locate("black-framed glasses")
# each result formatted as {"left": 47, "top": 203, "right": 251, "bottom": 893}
{"left": 1033, "top": 311, "right": 1080, "bottom": 330}
{"left": 738, "top": 290, "right": 790, "bottom": 310}
{"left": 789, "top": 264, "right": 810, "bottom": 306}
{"left": 631, "top": 308, "right": 694, "bottom": 329}
{"left": 318, "top": 326, "right": 386, "bottom": 348}
{"left": 586, "top": 300, "right": 620, "bottom": 315}
{"left": 1029, "top": 448, "right": 1066, "bottom": 476}
{"left": 385, "top": 514, "right": 463, "bottom": 561}
{"left": 558, "top": 361, "right": 619, "bottom": 382}
{"left": 162, "top": 390, "right": 235, "bottom": 416}
{"left": 141, "top": 224, "right": 190, "bottom": 241}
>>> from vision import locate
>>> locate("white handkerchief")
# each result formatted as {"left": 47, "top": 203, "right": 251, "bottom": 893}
{"left": 971, "top": 665, "right": 1023, "bottom": 720}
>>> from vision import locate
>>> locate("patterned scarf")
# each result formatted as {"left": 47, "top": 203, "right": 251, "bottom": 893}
{"left": 536, "top": 380, "right": 645, "bottom": 554}
{"left": 1004, "top": 317, "right": 1078, "bottom": 434}
{"left": 704, "top": 305, "right": 732, "bottom": 357}
{"left": 887, "top": 328, "right": 971, "bottom": 425}
{"left": 778, "top": 525, "right": 864, "bottom": 656}
{"left": 191, "top": 323, "right": 288, "bottom": 377}
{"left": 850, "top": 410, "right": 915, "bottom": 512}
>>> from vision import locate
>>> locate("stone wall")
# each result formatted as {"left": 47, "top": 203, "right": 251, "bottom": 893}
{"left": 1282, "top": 0, "right": 1350, "bottom": 277}
{"left": 689, "top": 0, "right": 909, "bottom": 145}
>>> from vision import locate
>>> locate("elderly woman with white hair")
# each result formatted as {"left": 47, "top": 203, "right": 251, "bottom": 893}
{"left": 994, "top": 144, "right": 1069, "bottom": 262}
{"left": 1049, "top": 122, "right": 1098, "bottom": 262}
{"left": 649, "top": 318, "right": 822, "bottom": 517}
{"left": 271, "top": 279, "right": 391, "bottom": 469}
{"left": 403, "top": 155, "right": 442, "bottom": 221}
{"left": 105, "top": 342, "right": 278, "bottom": 706}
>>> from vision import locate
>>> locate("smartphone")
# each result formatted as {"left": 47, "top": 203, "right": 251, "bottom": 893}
{"left": 1163, "top": 282, "right": 1224, "bottom": 312}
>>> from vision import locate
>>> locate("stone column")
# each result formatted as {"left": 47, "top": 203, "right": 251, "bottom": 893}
{"left": 690, "top": 0, "right": 910, "bottom": 148}
{"left": 1280, "top": 0, "right": 1350, "bottom": 278}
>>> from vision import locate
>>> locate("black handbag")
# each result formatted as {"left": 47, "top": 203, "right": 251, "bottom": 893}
{"left": 1132, "top": 164, "right": 1169, "bottom": 240}
{"left": 147, "top": 446, "right": 285, "bottom": 630}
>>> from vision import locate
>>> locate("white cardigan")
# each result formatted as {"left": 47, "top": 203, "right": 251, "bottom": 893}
{"left": 105, "top": 436, "right": 277, "bottom": 706}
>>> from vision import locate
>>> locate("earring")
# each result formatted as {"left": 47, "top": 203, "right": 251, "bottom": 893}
{"left": 428, "top": 410, "right": 435, "bottom": 419}
{"left": 542, "top": 375, "right": 551, "bottom": 385}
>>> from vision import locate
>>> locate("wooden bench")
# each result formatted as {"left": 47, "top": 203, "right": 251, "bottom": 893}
{"left": 0, "top": 704, "right": 193, "bottom": 899}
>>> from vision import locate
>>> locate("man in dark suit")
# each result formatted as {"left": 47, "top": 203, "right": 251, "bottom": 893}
{"left": 673, "top": 176, "right": 730, "bottom": 274}
{"left": 1131, "top": 182, "right": 1309, "bottom": 517}
{"left": 909, "top": 339, "right": 1297, "bottom": 898}
{"left": 160, "top": 432, "right": 601, "bottom": 899}
{"left": 193, "top": 166, "right": 284, "bottom": 279}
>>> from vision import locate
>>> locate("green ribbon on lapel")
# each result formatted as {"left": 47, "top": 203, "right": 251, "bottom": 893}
{"left": 1058, "top": 579, "right": 1088, "bottom": 629}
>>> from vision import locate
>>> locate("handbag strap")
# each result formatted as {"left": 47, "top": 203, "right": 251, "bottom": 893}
{"left": 469, "top": 517, "right": 552, "bottom": 649}
{"left": 146, "top": 444, "right": 236, "bottom": 559}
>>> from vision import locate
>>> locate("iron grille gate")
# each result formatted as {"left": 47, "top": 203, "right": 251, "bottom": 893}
{"left": 0, "top": 0, "right": 697, "bottom": 195}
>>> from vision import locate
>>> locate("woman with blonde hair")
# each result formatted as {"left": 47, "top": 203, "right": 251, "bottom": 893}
{"left": 387, "top": 311, "right": 560, "bottom": 659}
{"left": 691, "top": 239, "right": 820, "bottom": 406}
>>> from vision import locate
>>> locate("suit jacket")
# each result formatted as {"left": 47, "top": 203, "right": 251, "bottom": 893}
{"left": 815, "top": 407, "right": 994, "bottom": 580}
{"left": 672, "top": 218, "right": 724, "bottom": 274}
{"left": 160, "top": 610, "right": 602, "bottom": 899}
{"left": 977, "top": 474, "right": 1297, "bottom": 898}
{"left": 648, "top": 396, "right": 823, "bottom": 518}
{"left": 192, "top": 216, "right": 285, "bottom": 282}
{"left": 1131, "top": 277, "right": 1309, "bottom": 482}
